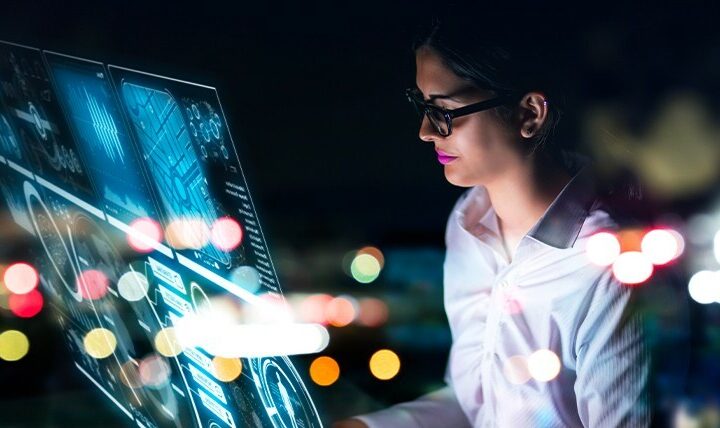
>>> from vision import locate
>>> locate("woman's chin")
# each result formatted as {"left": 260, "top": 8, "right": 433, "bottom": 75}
{"left": 444, "top": 170, "right": 477, "bottom": 188}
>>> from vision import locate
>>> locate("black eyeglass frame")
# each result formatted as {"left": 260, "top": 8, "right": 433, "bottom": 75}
{"left": 405, "top": 88, "right": 517, "bottom": 137}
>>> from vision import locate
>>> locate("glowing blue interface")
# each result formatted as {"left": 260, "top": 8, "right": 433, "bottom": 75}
{"left": 45, "top": 53, "right": 160, "bottom": 225}
{"left": 0, "top": 41, "right": 322, "bottom": 428}
{"left": 0, "top": 41, "right": 95, "bottom": 201}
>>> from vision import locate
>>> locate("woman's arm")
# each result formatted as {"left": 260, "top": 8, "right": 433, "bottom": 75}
{"left": 574, "top": 270, "right": 651, "bottom": 427}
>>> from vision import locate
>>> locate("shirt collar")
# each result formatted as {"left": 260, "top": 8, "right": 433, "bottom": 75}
{"left": 526, "top": 163, "right": 598, "bottom": 249}
{"left": 458, "top": 159, "right": 599, "bottom": 250}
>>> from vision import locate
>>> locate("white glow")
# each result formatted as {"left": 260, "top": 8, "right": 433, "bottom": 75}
{"left": 585, "top": 232, "right": 621, "bottom": 266}
{"left": 117, "top": 271, "right": 149, "bottom": 302}
{"left": 174, "top": 314, "right": 329, "bottom": 358}
{"left": 714, "top": 230, "right": 720, "bottom": 265}
{"left": 641, "top": 229, "right": 683, "bottom": 265}
{"left": 527, "top": 349, "right": 561, "bottom": 382}
{"left": 688, "top": 270, "right": 720, "bottom": 304}
{"left": 612, "top": 251, "right": 654, "bottom": 284}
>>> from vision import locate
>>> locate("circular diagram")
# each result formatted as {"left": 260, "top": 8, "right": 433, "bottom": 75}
{"left": 249, "top": 356, "right": 322, "bottom": 428}
{"left": 24, "top": 181, "right": 82, "bottom": 302}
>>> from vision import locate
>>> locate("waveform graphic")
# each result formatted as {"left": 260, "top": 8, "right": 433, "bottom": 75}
{"left": 84, "top": 87, "right": 124, "bottom": 164}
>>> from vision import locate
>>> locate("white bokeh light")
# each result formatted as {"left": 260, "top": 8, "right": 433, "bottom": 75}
{"left": 527, "top": 349, "right": 561, "bottom": 382}
{"left": 641, "top": 229, "right": 683, "bottom": 265}
{"left": 713, "top": 230, "right": 720, "bottom": 265}
{"left": 688, "top": 270, "right": 720, "bottom": 304}
{"left": 612, "top": 251, "right": 654, "bottom": 284}
{"left": 585, "top": 232, "right": 621, "bottom": 266}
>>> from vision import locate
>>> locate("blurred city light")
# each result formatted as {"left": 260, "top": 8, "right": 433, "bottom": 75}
{"left": 350, "top": 253, "right": 382, "bottom": 284}
{"left": 357, "top": 246, "right": 385, "bottom": 269}
{"left": 298, "top": 293, "right": 334, "bottom": 324}
{"left": 527, "top": 349, "right": 561, "bottom": 382}
{"left": 688, "top": 270, "right": 720, "bottom": 304}
{"left": 165, "top": 218, "right": 210, "bottom": 250}
{"left": 230, "top": 265, "right": 261, "bottom": 294}
{"left": 357, "top": 297, "right": 389, "bottom": 327}
{"left": 76, "top": 269, "right": 109, "bottom": 300}
{"left": 325, "top": 295, "right": 357, "bottom": 327}
{"left": 502, "top": 355, "right": 531, "bottom": 385}
{"left": 585, "top": 232, "right": 621, "bottom": 266}
{"left": 612, "top": 251, "right": 654, "bottom": 285}
{"left": 127, "top": 217, "right": 163, "bottom": 253}
{"left": 0, "top": 330, "right": 30, "bottom": 362}
{"left": 139, "top": 353, "right": 171, "bottom": 389}
{"left": 369, "top": 349, "right": 400, "bottom": 381}
{"left": 211, "top": 357, "right": 243, "bottom": 382}
{"left": 154, "top": 327, "right": 183, "bottom": 358}
{"left": 3, "top": 262, "right": 38, "bottom": 295}
{"left": 309, "top": 356, "right": 340, "bottom": 386}
{"left": 8, "top": 289, "right": 43, "bottom": 318}
{"left": 210, "top": 217, "right": 243, "bottom": 251}
{"left": 641, "top": 228, "right": 683, "bottom": 265}
{"left": 117, "top": 271, "right": 149, "bottom": 302}
{"left": 83, "top": 328, "right": 117, "bottom": 359}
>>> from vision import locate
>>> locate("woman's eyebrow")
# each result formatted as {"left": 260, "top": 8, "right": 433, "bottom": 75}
{"left": 426, "top": 86, "right": 476, "bottom": 102}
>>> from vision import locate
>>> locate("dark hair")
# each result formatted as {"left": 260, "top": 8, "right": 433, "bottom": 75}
{"left": 412, "top": 16, "right": 564, "bottom": 162}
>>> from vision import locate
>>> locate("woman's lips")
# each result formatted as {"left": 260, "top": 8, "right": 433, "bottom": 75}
{"left": 436, "top": 149, "right": 458, "bottom": 165}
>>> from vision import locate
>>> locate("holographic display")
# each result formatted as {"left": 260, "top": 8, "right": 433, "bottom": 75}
{"left": 110, "top": 66, "right": 281, "bottom": 296}
{"left": 44, "top": 52, "right": 159, "bottom": 225}
{"left": 0, "top": 41, "right": 95, "bottom": 202}
{"left": 0, "top": 40, "right": 323, "bottom": 428}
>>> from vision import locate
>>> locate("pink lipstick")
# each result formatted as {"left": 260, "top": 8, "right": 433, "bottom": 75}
{"left": 436, "top": 149, "right": 458, "bottom": 165}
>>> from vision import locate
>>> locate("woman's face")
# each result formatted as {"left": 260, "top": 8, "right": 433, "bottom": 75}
{"left": 415, "top": 46, "right": 524, "bottom": 188}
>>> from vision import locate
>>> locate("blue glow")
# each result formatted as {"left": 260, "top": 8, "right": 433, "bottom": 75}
{"left": 46, "top": 54, "right": 157, "bottom": 223}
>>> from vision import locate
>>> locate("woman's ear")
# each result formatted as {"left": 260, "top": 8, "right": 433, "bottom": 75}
{"left": 518, "top": 92, "right": 548, "bottom": 139}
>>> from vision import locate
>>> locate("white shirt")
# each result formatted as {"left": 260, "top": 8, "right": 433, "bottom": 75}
{"left": 356, "top": 165, "right": 650, "bottom": 427}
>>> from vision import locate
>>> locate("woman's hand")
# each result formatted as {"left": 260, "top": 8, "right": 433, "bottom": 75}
{"left": 332, "top": 418, "right": 369, "bottom": 428}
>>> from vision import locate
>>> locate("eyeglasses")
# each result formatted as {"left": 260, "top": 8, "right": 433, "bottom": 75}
{"left": 405, "top": 87, "right": 515, "bottom": 137}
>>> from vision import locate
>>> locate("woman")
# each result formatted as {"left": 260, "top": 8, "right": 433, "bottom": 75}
{"left": 336, "top": 17, "right": 649, "bottom": 428}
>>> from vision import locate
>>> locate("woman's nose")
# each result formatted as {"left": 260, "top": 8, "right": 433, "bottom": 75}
{"left": 419, "top": 115, "right": 439, "bottom": 142}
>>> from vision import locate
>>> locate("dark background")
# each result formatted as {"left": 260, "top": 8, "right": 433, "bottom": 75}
{"left": 1, "top": 1, "right": 720, "bottom": 426}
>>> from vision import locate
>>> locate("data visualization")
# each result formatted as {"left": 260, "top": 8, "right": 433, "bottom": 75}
{"left": 44, "top": 52, "right": 159, "bottom": 225}
{"left": 0, "top": 40, "right": 323, "bottom": 428}
{"left": 0, "top": 41, "right": 95, "bottom": 202}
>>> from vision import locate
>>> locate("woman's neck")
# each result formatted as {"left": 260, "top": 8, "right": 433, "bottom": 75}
{"left": 485, "top": 153, "right": 572, "bottom": 252}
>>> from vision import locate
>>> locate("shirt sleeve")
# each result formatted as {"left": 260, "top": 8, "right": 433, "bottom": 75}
{"left": 352, "top": 386, "right": 471, "bottom": 428}
{"left": 573, "top": 269, "right": 651, "bottom": 427}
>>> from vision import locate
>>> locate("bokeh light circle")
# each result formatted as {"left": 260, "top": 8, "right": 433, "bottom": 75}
{"left": 3, "top": 263, "right": 38, "bottom": 295}
{"left": 503, "top": 355, "right": 531, "bottom": 385}
{"left": 350, "top": 253, "right": 382, "bottom": 284}
{"left": 0, "top": 330, "right": 30, "bottom": 361}
{"left": 527, "top": 349, "right": 561, "bottom": 382}
{"left": 688, "top": 270, "right": 720, "bottom": 304}
{"left": 357, "top": 246, "right": 385, "bottom": 269}
{"left": 309, "top": 356, "right": 340, "bottom": 386}
{"left": 210, "top": 217, "right": 243, "bottom": 251}
{"left": 357, "top": 298, "right": 389, "bottom": 327}
{"left": 127, "top": 218, "right": 163, "bottom": 253}
{"left": 117, "top": 271, "right": 149, "bottom": 302}
{"left": 641, "top": 229, "right": 682, "bottom": 265}
{"left": 369, "top": 349, "right": 401, "bottom": 380}
{"left": 585, "top": 232, "right": 621, "bottom": 266}
{"left": 165, "top": 218, "right": 210, "bottom": 250}
{"left": 612, "top": 251, "right": 654, "bottom": 284}
{"left": 139, "top": 354, "right": 171, "bottom": 388}
{"left": 298, "top": 294, "right": 333, "bottom": 324}
{"left": 83, "top": 328, "right": 117, "bottom": 359}
{"left": 154, "top": 327, "right": 183, "bottom": 357}
{"left": 230, "top": 266, "right": 261, "bottom": 294}
{"left": 8, "top": 289, "right": 43, "bottom": 318}
{"left": 211, "top": 357, "right": 243, "bottom": 382}
{"left": 76, "top": 269, "right": 109, "bottom": 300}
{"left": 325, "top": 296, "right": 357, "bottom": 327}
